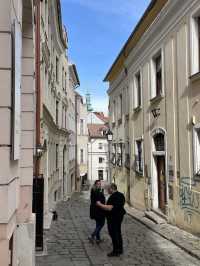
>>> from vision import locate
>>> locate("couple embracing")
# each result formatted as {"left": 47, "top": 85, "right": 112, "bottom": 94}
{"left": 89, "top": 180, "right": 126, "bottom": 257}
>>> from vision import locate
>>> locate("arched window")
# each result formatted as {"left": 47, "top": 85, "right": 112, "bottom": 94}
{"left": 154, "top": 133, "right": 165, "bottom": 152}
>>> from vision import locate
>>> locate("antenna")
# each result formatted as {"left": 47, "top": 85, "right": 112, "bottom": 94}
{"left": 85, "top": 92, "right": 93, "bottom": 112}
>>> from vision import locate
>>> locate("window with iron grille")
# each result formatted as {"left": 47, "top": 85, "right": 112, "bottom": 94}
{"left": 125, "top": 141, "right": 130, "bottom": 169}
{"left": 111, "top": 144, "right": 116, "bottom": 165}
{"left": 117, "top": 143, "right": 123, "bottom": 167}
{"left": 135, "top": 140, "right": 143, "bottom": 174}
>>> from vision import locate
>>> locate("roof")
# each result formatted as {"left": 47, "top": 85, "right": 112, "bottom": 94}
{"left": 104, "top": 0, "right": 168, "bottom": 82}
{"left": 88, "top": 124, "right": 108, "bottom": 138}
{"left": 56, "top": 0, "right": 67, "bottom": 49}
{"left": 94, "top": 112, "right": 109, "bottom": 123}
{"left": 69, "top": 63, "right": 80, "bottom": 86}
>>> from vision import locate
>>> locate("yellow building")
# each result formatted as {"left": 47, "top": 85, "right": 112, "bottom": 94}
{"left": 105, "top": 0, "right": 200, "bottom": 235}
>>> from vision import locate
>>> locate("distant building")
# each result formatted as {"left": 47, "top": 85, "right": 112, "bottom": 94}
{"left": 76, "top": 93, "right": 88, "bottom": 190}
{"left": 87, "top": 113, "right": 109, "bottom": 183}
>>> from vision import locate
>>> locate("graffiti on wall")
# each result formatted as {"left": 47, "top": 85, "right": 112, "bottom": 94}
{"left": 179, "top": 177, "right": 200, "bottom": 215}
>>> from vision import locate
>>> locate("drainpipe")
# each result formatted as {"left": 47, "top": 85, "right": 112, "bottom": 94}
{"left": 35, "top": 0, "right": 41, "bottom": 177}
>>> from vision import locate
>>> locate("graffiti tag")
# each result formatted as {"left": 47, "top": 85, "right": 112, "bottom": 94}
{"left": 180, "top": 178, "right": 200, "bottom": 215}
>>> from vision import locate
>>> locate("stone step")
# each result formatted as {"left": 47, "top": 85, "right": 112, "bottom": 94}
{"left": 145, "top": 210, "right": 167, "bottom": 224}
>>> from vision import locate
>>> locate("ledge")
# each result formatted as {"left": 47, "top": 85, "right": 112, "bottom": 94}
{"left": 190, "top": 72, "right": 200, "bottom": 83}
{"left": 150, "top": 94, "right": 164, "bottom": 104}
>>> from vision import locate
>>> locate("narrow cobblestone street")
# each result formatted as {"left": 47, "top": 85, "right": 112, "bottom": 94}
{"left": 36, "top": 192, "right": 200, "bottom": 266}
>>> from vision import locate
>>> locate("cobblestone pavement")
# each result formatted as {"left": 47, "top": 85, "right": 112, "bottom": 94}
{"left": 36, "top": 192, "right": 200, "bottom": 266}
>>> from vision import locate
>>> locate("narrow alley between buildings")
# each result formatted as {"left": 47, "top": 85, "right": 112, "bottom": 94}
{"left": 36, "top": 192, "right": 200, "bottom": 266}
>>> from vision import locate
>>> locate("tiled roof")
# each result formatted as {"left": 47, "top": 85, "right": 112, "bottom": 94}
{"left": 94, "top": 112, "right": 109, "bottom": 123}
{"left": 88, "top": 124, "right": 108, "bottom": 138}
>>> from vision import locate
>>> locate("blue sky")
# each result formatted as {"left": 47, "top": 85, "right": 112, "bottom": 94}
{"left": 61, "top": 0, "right": 151, "bottom": 114}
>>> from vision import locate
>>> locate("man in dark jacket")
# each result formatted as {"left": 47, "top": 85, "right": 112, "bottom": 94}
{"left": 97, "top": 183, "right": 126, "bottom": 257}
{"left": 89, "top": 180, "right": 105, "bottom": 243}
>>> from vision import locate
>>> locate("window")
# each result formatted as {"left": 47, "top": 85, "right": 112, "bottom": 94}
{"left": 98, "top": 170, "right": 103, "bottom": 180}
{"left": 125, "top": 141, "right": 130, "bottom": 169}
{"left": 56, "top": 100, "right": 59, "bottom": 125}
{"left": 80, "top": 149, "right": 84, "bottom": 163}
{"left": 65, "top": 72, "right": 67, "bottom": 92}
{"left": 99, "top": 157, "right": 103, "bottom": 163}
{"left": 193, "top": 125, "right": 200, "bottom": 176}
{"left": 112, "top": 100, "right": 116, "bottom": 126}
{"left": 154, "top": 133, "right": 165, "bottom": 151}
{"left": 191, "top": 15, "right": 200, "bottom": 75}
{"left": 56, "top": 56, "right": 59, "bottom": 82}
{"left": 62, "top": 104, "right": 65, "bottom": 128}
{"left": 80, "top": 119, "right": 84, "bottom": 135}
{"left": 118, "top": 94, "right": 122, "bottom": 123}
{"left": 116, "top": 143, "right": 123, "bottom": 167}
{"left": 65, "top": 106, "right": 67, "bottom": 129}
{"left": 111, "top": 144, "right": 116, "bottom": 165}
{"left": 135, "top": 139, "right": 143, "bottom": 174}
{"left": 134, "top": 71, "right": 142, "bottom": 108}
{"left": 99, "top": 143, "right": 103, "bottom": 149}
{"left": 62, "top": 67, "right": 64, "bottom": 90}
{"left": 56, "top": 144, "right": 59, "bottom": 169}
{"left": 151, "top": 52, "right": 162, "bottom": 99}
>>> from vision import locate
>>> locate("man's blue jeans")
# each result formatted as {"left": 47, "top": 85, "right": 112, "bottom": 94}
{"left": 92, "top": 219, "right": 105, "bottom": 240}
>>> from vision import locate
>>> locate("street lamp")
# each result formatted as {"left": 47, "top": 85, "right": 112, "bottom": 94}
{"left": 106, "top": 129, "right": 113, "bottom": 183}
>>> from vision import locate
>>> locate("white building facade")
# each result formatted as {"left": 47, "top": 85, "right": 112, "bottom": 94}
{"left": 87, "top": 113, "right": 109, "bottom": 183}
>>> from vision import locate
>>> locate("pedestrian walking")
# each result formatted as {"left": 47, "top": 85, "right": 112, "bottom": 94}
{"left": 88, "top": 180, "right": 105, "bottom": 244}
{"left": 97, "top": 183, "right": 126, "bottom": 257}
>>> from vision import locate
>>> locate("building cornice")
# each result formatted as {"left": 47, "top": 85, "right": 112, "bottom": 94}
{"left": 104, "top": 0, "right": 168, "bottom": 83}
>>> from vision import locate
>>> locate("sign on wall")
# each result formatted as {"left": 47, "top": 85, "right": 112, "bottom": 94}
{"left": 11, "top": 20, "right": 22, "bottom": 160}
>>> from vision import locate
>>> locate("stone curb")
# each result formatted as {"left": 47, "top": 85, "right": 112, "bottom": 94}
{"left": 125, "top": 206, "right": 200, "bottom": 261}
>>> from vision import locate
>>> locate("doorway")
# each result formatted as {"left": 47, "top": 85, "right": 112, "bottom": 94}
{"left": 151, "top": 129, "right": 167, "bottom": 214}
{"left": 156, "top": 156, "right": 166, "bottom": 212}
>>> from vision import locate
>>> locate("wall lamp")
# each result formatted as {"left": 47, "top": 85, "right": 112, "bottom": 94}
{"left": 151, "top": 108, "right": 160, "bottom": 118}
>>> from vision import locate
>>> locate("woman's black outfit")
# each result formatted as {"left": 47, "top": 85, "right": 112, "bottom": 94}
{"left": 89, "top": 188, "right": 105, "bottom": 241}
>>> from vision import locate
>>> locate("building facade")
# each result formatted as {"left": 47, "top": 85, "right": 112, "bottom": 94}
{"left": 0, "top": 0, "right": 35, "bottom": 265}
{"left": 67, "top": 64, "right": 80, "bottom": 195}
{"left": 76, "top": 93, "right": 88, "bottom": 190}
{"left": 105, "top": 0, "right": 200, "bottom": 235}
{"left": 87, "top": 113, "right": 109, "bottom": 184}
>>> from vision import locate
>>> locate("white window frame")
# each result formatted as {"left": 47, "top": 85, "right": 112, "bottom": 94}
{"left": 193, "top": 123, "right": 200, "bottom": 176}
{"left": 134, "top": 138, "right": 144, "bottom": 175}
{"left": 150, "top": 49, "right": 164, "bottom": 99}
{"left": 134, "top": 70, "right": 142, "bottom": 109}
{"left": 190, "top": 9, "right": 200, "bottom": 76}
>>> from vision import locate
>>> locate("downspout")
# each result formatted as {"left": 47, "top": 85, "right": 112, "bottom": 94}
{"left": 74, "top": 85, "right": 80, "bottom": 191}
{"left": 35, "top": 0, "right": 41, "bottom": 177}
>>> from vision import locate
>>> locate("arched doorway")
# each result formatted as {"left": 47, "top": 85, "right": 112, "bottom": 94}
{"left": 151, "top": 129, "right": 167, "bottom": 214}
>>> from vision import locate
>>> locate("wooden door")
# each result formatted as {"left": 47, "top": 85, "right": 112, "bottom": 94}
{"left": 157, "top": 156, "right": 166, "bottom": 212}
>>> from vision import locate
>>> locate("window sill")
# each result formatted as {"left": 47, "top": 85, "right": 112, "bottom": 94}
{"left": 135, "top": 170, "right": 143, "bottom": 177}
{"left": 133, "top": 106, "right": 142, "bottom": 113}
{"left": 190, "top": 72, "right": 200, "bottom": 83}
{"left": 150, "top": 94, "right": 164, "bottom": 104}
